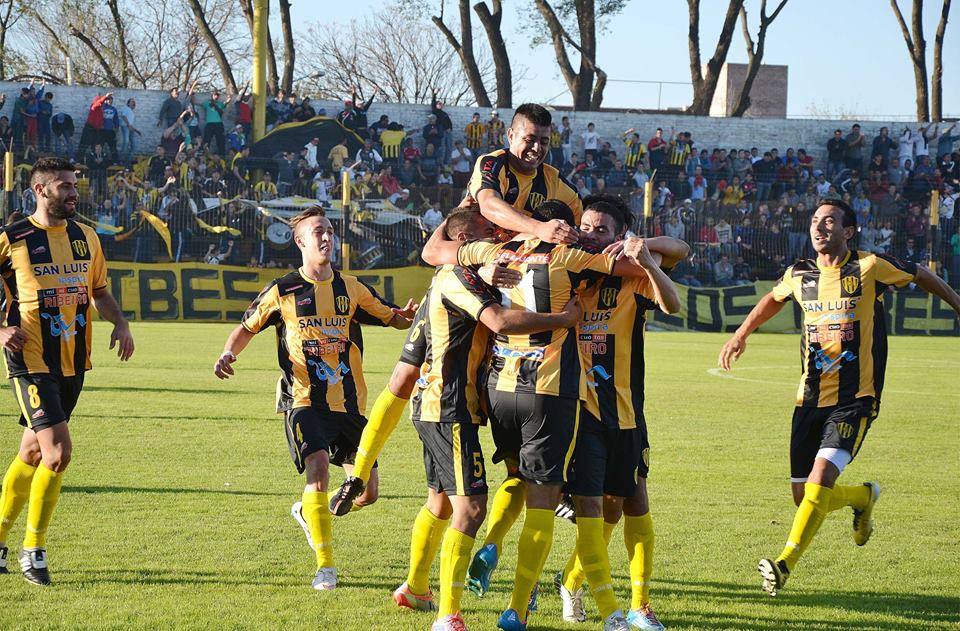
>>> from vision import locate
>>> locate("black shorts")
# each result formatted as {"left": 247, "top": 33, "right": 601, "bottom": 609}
{"left": 283, "top": 407, "right": 372, "bottom": 474}
{"left": 487, "top": 390, "right": 578, "bottom": 485}
{"left": 413, "top": 420, "right": 488, "bottom": 496}
{"left": 566, "top": 409, "right": 650, "bottom": 498}
{"left": 790, "top": 397, "right": 879, "bottom": 481}
{"left": 11, "top": 373, "right": 85, "bottom": 431}
{"left": 398, "top": 299, "right": 429, "bottom": 366}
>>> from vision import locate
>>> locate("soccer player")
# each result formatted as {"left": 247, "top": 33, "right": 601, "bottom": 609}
{"left": 470, "top": 104, "right": 582, "bottom": 246}
{"left": 555, "top": 197, "right": 686, "bottom": 631}
{"left": 0, "top": 157, "right": 135, "bottom": 585}
{"left": 422, "top": 201, "right": 676, "bottom": 631}
{"left": 399, "top": 208, "right": 585, "bottom": 630}
{"left": 718, "top": 198, "right": 960, "bottom": 597}
{"left": 213, "top": 206, "right": 417, "bottom": 591}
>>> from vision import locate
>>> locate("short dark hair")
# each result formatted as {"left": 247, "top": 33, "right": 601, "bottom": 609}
{"left": 30, "top": 157, "right": 76, "bottom": 187}
{"left": 445, "top": 207, "right": 482, "bottom": 239}
{"left": 532, "top": 199, "right": 575, "bottom": 227}
{"left": 816, "top": 197, "right": 857, "bottom": 230}
{"left": 288, "top": 206, "right": 327, "bottom": 234}
{"left": 582, "top": 194, "right": 628, "bottom": 233}
{"left": 512, "top": 103, "right": 551, "bottom": 128}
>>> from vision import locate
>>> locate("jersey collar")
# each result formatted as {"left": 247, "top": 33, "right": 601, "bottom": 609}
{"left": 27, "top": 216, "right": 67, "bottom": 232}
{"left": 815, "top": 249, "right": 852, "bottom": 270}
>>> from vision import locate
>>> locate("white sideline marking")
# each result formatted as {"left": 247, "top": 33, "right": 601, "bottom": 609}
{"left": 705, "top": 366, "right": 959, "bottom": 398}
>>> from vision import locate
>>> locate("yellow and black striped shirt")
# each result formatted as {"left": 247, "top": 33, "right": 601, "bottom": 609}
{"left": 0, "top": 217, "right": 107, "bottom": 378}
{"left": 242, "top": 269, "right": 397, "bottom": 415}
{"left": 668, "top": 141, "right": 691, "bottom": 167}
{"left": 486, "top": 120, "right": 506, "bottom": 147}
{"left": 469, "top": 150, "right": 583, "bottom": 223}
{"left": 457, "top": 238, "right": 615, "bottom": 398}
{"left": 624, "top": 139, "right": 647, "bottom": 169}
{"left": 411, "top": 265, "right": 497, "bottom": 424}
{"left": 465, "top": 122, "right": 486, "bottom": 150}
{"left": 578, "top": 275, "right": 660, "bottom": 429}
{"left": 771, "top": 250, "right": 918, "bottom": 408}
{"left": 550, "top": 130, "right": 562, "bottom": 149}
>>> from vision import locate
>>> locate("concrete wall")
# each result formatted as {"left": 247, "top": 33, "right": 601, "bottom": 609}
{"left": 710, "top": 63, "right": 788, "bottom": 118}
{"left": 0, "top": 80, "right": 921, "bottom": 165}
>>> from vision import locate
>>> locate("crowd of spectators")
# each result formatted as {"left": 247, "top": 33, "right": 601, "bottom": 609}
{"left": 1, "top": 78, "right": 958, "bottom": 288}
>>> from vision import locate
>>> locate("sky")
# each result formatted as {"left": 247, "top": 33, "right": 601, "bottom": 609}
{"left": 285, "top": 0, "right": 959, "bottom": 119}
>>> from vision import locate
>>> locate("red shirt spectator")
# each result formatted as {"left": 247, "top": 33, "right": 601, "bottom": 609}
{"left": 236, "top": 100, "right": 252, "bottom": 125}
{"left": 86, "top": 94, "right": 111, "bottom": 129}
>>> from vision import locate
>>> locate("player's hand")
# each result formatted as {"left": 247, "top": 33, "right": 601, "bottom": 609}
{"left": 393, "top": 298, "right": 419, "bottom": 321}
{"left": 214, "top": 351, "right": 237, "bottom": 379}
{"left": 535, "top": 218, "right": 578, "bottom": 245}
{"left": 0, "top": 326, "right": 27, "bottom": 353}
{"left": 558, "top": 297, "right": 582, "bottom": 328}
{"left": 624, "top": 237, "right": 656, "bottom": 268}
{"left": 602, "top": 240, "right": 626, "bottom": 260}
{"left": 456, "top": 193, "right": 475, "bottom": 210}
{"left": 478, "top": 263, "right": 521, "bottom": 289}
{"left": 718, "top": 335, "right": 746, "bottom": 372}
{"left": 109, "top": 322, "right": 135, "bottom": 361}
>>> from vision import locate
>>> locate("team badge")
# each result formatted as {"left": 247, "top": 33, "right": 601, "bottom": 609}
{"left": 836, "top": 422, "right": 854, "bottom": 439}
{"left": 335, "top": 295, "right": 350, "bottom": 314}
{"left": 600, "top": 287, "right": 618, "bottom": 308}
{"left": 71, "top": 239, "right": 88, "bottom": 258}
{"left": 841, "top": 276, "right": 860, "bottom": 294}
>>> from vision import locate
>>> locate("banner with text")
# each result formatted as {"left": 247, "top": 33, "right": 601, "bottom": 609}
{"left": 103, "top": 263, "right": 436, "bottom": 323}
{"left": 648, "top": 281, "right": 959, "bottom": 336}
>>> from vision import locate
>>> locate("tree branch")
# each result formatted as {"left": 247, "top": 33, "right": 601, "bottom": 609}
{"left": 106, "top": 0, "right": 130, "bottom": 87}
{"left": 187, "top": 0, "right": 237, "bottom": 93}
{"left": 68, "top": 23, "right": 124, "bottom": 86}
{"left": 279, "top": 0, "right": 296, "bottom": 94}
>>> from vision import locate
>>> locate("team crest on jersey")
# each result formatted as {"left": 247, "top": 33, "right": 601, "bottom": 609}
{"left": 527, "top": 192, "right": 546, "bottom": 210}
{"left": 335, "top": 295, "right": 350, "bottom": 314}
{"left": 841, "top": 276, "right": 860, "bottom": 295}
{"left": 600, "top": 287, "right": 618, "bottom": 309}
{"left": 836, "top": 422, "right": 854, "bottom": 439}
{"left": 71, "top": 239, "right": 88, "bottom": 258}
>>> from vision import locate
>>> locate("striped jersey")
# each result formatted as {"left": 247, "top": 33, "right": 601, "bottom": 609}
{"left": 486, "top": 119, "right": 506, "bottom": 146}
{"left": 624, "top": 139, "right": 647, "bottom": 169}
{"left": 578, "top": 274, "right": 660, "bottom": 429}
{"left": 457, "top": 238, "right": 615, "bottom": 398}
{"left": 469, "top": 150, "right": 583, "bottom": 223}
{"left": 410, "top": 265, "right": 497, "bottom": 424}
{"left": 668, "top": 140, "right": 691, "bottom": 167}
{"left": 465, "top": 122, "right": 486, "bottom": 150}
{"left": 241, "top": 269, "right": 397, "bottom": 415}
{"left": 771, "top": 250, "right": 918, "bottom": 407}
{"left": 0, "top": 217, "right": 107, "bottom": 377}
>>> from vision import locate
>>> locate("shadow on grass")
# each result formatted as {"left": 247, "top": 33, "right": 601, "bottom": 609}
{"left": 63, "top": 485, "right": 287, "bottom": 497}
{"left": 656, "top": 578, "right": 959, "bottom": 630}
{"left": 71, "top": 414, "right": 267, "bottom": 421}
{"left": 60, "top": 568, "right": 295, "bottom": 588}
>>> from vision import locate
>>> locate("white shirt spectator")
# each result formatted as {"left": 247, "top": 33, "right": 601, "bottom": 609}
{"left": 940, "top": 191, "right": 957, "bottom": 220}
{"left": 898, "top": 130, "right": 916, "bottom": 162}
{"left": 304, "top": 142, "right": 319, "bottom": 168}
{"left": 582, "top": 130, "right": 600, "bottom": 151}
{"left": 119, "top": 104, "right": 135, "bottom": 129}
{"left": 450, "top": 146, "right": 472, "bottom": 173}
{"left": 422, "top": 206, "right": 443, "bottom": 230}
{"left": 816, "top": 180, "right": 832, "bottom": 197}
{"left": 313, "top": 174, "right": 332, "bottom": 202}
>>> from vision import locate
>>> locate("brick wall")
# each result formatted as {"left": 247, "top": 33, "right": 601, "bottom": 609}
{"left": 0, "top": 80, "right": 921, "bottom": 165}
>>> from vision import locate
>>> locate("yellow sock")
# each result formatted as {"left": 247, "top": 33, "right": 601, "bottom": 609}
{"left": 483, "top": 477, "right": 526, "bottom": 550}
{"left": 624, "top": 512, "right": 654, "bottom": 609}
{"left": 563, "top": 519, "right": 615, "bottom": 592}
{"left": 406, "top": 506, "right": 449, "bottom": 595}
{"left": 0, "top": 457, "right": 37, "bottom": 544}
{"left": 353, "top": 389, "right": 408, "bottom": 484}
{"left": 438, "top": 528, "right": 476, "bottom": 617}
{"left": 776, "top": 482, "right": 832, "bottom": 572}
{"left": 575, "top": 517, "right": 620, "bottom": 618}
{"left": 508, "top": 508, "right": 554, "bottom": 620}
{"left": 827, "top": 484, "right": 871, "bottom": 512}
{"left": 302, "top": 490, "right": 334, "bottom": 568}
{"left": 23, "top": 464, "right": 63, "bottom": 549}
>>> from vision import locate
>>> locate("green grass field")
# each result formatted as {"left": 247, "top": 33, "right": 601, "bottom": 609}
{"left": 0, "top": 323, "right": 957, "bottom": 630}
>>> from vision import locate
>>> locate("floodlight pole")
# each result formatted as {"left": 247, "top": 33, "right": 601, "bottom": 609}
{"left": 251, "top": 0, "right": 268, "bottom": 142}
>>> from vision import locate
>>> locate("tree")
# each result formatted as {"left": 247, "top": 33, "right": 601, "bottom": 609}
{"left": 730, "top": 0, "right": 789, "bottom": 117}
{"left": 239, "top": 0, "right": 279, "bottom": 94}
{"left": 278, "top": 0, "right": 296, "bottom": 94}
{"left": 686, "top": 0, "right": 745, "bottom": 115}
{"left": 0, "top": 0, "right": 25, "bottom": 81}
{"left": 890, "top": 0, "right": 931, "bottom": 121}
{"left": 531, "top": 0, "right": 619, "bottom": 110}
{"left": 186, "top": 0, "right": 238, "bottom": 93}
{"left": 431, "top": 0, "right": 492, "bottom": 107}
{"left": 474, "top": 0, "right": 512, "bottom": 108}
{"left": 931, "top": 0, "right": 952, "bottom": 121}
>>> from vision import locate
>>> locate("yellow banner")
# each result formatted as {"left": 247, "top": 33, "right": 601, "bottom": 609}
{"left": 135, "top": 210, "right": 173, "bottom": 259}
{"left": 100, "top": 262, "right": 436, "bottom": 322}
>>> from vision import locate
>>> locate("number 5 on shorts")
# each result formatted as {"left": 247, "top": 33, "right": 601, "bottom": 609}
{"left": 472, "top": 452, "right": 484, "bottom": 478}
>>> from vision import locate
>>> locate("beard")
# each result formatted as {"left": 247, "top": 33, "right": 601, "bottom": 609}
{"left": 48, "top": 198, "right": 77, "bottom": 219}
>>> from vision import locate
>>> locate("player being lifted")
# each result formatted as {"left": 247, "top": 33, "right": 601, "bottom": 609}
{"left": 213, "top": 207, "right": 417, "bottom": 591}
{"left": 718, "top": 198, "right": 960, "bottom": 596}
{"left": 0, "top": 158, "right": 135, "bottom": 585}
{"left": 397, "top": 207, "right": 585, "bottom": 631}
{"left": 328, "top": 102, "right": 583, "bottom": 513}
{"left": 422, "top": 198, "right": 681, "bottom": 631}
{"left": 554, "top": 197, "right": 686, "bottom": 631}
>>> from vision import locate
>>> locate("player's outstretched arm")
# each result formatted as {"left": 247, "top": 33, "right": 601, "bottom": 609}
{"left": 214, "top": 325, "right": 256, "bottom": 379}
{"left": 617, "top": 239, "right": 681, "bottom": 314}
{"left": 643, "top": 236, "right": 691, "bottom": 269}
{"left": 480, "top": 297, "right": 581, "bottom": 335}
{"left": 914, "top": 266, "right": 960, "bottom": 317}
{"left": 421, "top": 221, "right": 460, "bottom": 266}
{"left": 388, "top": 299, "right": 420, "bottom": 330}
{"left": 718, "top": 292, "right": 785, "bottom": 371}
{"left": 92, "top": 287, "right": 134, "bottom": 361}
{"left": 476, "top": 189, "right": 577, "bottom": 245}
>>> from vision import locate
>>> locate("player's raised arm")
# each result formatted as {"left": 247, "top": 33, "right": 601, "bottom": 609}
{"left": 420, "top": 220, "right": 461, "bottom": 266}
{"left": 476, "top": 188, "right": 577, "bottom": 245}
{"left": 643, "top": 236, "right": 691, "bottom": 270}
{"left": 913, "top": 265, "right": 960, "bottom": 317}
{"left": 617, "top": 238, "right": 681, "bottom": 314}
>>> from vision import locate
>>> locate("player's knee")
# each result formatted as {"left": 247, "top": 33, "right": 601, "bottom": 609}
{"left": 18, "top": 446, "right": 42, "bottom": 467}
{"left": 623, "top": 496, "right": 649, "bottom": 517}
{"left": 389, "top": 364, "right": 419, "bottom": 398}
{"left": 42, "top": 444, "right": 71, "bottom": 472}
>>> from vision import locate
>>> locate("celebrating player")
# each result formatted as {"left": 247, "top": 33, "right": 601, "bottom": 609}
{"left": 555, "top": 197, "right": 686, "bottom": 631}
{"left": 718, "top": 198, "right": 960, "bottom": 596}
{"left": 0, "top": 158, "right": 134, "bottom": 585}
{"left": 422, "top": 200, "right": 681, "bottom": 631}
{"left": 213, "top": 207, "right": 417, "bottom": 591}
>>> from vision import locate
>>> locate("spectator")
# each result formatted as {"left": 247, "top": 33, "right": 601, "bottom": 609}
{"left": 99, "top": 94, "right": 120, "bottom": 158}
{"left": 158, "top": 86, "right": 186, "bottom": 128}
{"left": 548, "top": 123, "right": 564, "bottom": 167}
{"left": 689, "top": 166, "right": 707, "bottom": 202}
{"left": 904, "top": 203, "right": 927, "bottom": 249}
{"left": 449, "top": 140, "right": 472, "bottom": 189}
{"left": 337, "top": 90, "right": 376, "bottom": 137}
{"left": 118, "top": 98, "right": 141, "bottom": 161}
{"left": 871, "top": 126, "right": 896, "bottom": 167}
{"left": 205, "top": 240, "right": 234, "bottom": 265}
{"left": 327, "top": 138, "right": 349, "bottom": 172}
{"left": 733, "top": 255, "right": 753, "bottom": 284}
{"left": 902, "top": 236, "right": 926, "bottom": 265}
{"left": 843, "top": 123, "right": 866, "bottom": 172}
{"left": 581, "top": 122, "right": 600, "bottom": 159}
{"left": 713, "top": 254, "right": 734, "bottom": 286}
{"left": 235, "top": 85, "right": 252, "bottom": 135}
{"left": 85, "top": 143, "right": 112, "bottom": 198}
{"left": 378, "top": 164, "right": 401, "bottom": 197}
{"left": 78, "top": 91, "right": 112, "bottom": 158}
{"left": 51, "top": 110, "right": 74, "bottom": 159}
{"left": 852, "top": 189, "right": 872, "bottom": 225}
{"left": 604, "top": 159, "right": 627, "bottom": 188}
{"left": 355, "top": 138, "right": 383, "bottom": 172}
{"left": 430, "top": 92, "right": 454, "bottom": 165}
{"left": 465, "top": 112, "right": 485, "bottom": 153}
{"left": 422, "top": 114, "right": 443, "bottom": 151}
{"left": 202, "top": 89, "right": 231, "bottom": 155}
{"left": 11, "top": 83, "right": 31, "bottom": 151}
{"left": 227, "top": 124, "right": 248, "bottom": 153}
{"left": 398, "top": 158, "right": 420, "bottom": 188}
{"left": 380, "top": 123, "right": 410, "bottom": 166}
{"left": 876, "top": 219, "right": 895, "bottom": 254}
{"left": 826, "top": 129, "right": 846, "bottom": 179}
{"left": 486, "top": 111, "right": 505, "bottom": 148}
{"left": 370, "top": 114, "right": 391, "bottom": 142}
{"left": 859, "top": 219, "right": 880, "bottom": 253}
{"left": 268, "top": 89, "right": 292, "bottom": 128}
{"left": 389, "top": 187, "right": 412, "bottom": 207}
{"left": 898, "top": 126, "right": 917, "bottom": 165}
{"left": 37, "top": 91, "right": 53, "bottom": 153}
{"left": 422, "top": 205, "right": 443, "bottom": 230}
{"left": 253, "top": 171, "right": 278, "bottom": 201}
{"left": 276, "top": 151, "right": 297, "bottom": 195}
{"left": 933, "top": 122, "right": 960, "bottom": 159}
{"left": 663, "top": 214, "right": 684, "bottom": 239}
{"left": 419, "top": 143, "right": 440, "bottom": 185}
{"left": 753, "top": 151, "right": 777, "bottom": 201}
{"left": 560, "top": 116, "right": 573, "bottom": 164}
{"left": 648, "top": 127, "right": 667, "bottom": 169}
